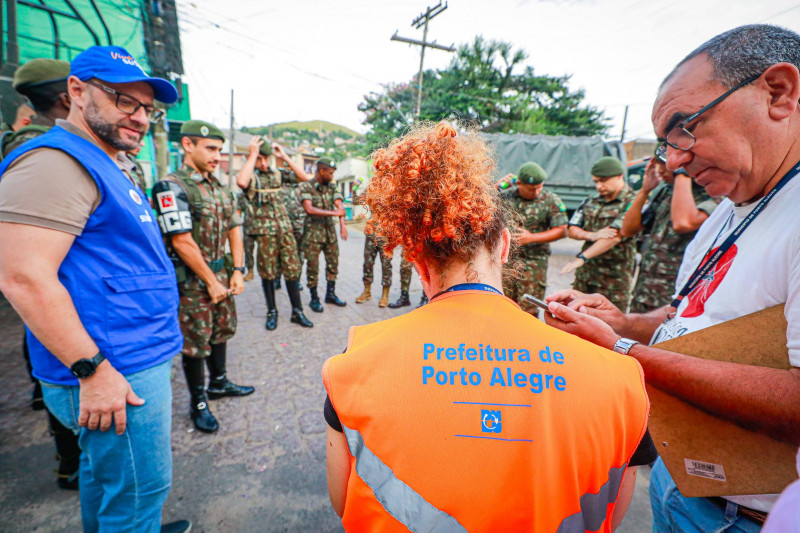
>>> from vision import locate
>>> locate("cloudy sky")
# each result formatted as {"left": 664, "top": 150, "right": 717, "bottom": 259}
{"left": 177, "top": 0, "right": 800, "bottom": 142}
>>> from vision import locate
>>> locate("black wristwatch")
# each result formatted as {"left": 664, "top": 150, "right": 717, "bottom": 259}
{"left": 233, "top": 267, "right": 246, "bottom": 274}
{"left": 576, "top": 252, "right": 589, "bottom": 263}
{"left": 70, "top": 352, "right": 106, "bottom": 379}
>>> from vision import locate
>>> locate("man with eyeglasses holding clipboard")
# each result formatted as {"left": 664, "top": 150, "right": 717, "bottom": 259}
{"left": 545, "top": 25, "right": 800, "bottom": 531}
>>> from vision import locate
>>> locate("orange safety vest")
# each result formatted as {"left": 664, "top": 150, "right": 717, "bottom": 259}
{"left": 323, "top": 290, "right": 649, "bottom": 532}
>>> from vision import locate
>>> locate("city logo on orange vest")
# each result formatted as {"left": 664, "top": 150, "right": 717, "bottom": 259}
{"left": 481, "top": 410, "right": 502, "bottom": 433}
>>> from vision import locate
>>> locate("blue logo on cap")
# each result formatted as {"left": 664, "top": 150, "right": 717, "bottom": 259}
{"left": 481, "top": 410, "right": 502, "bottom": 433}
{"left": 70, "top": 45, "right": 179, "bottom": 104}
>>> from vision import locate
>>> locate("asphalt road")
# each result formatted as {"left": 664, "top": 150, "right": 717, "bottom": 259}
{"left": 0, "top": 227, "right": 652, "bottom": 532}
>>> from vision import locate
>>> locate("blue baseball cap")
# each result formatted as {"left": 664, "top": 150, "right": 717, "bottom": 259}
{"left": 70, "top": 46, "right": 178, "bottom": 104}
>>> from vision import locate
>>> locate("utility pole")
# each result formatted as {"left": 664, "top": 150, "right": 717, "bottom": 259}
{"left": 153, "top": 102, "right": 169, "bottom": 182}
{"left": 391, "top": 2, "right": 455, "bottom": 120}
{"left": 228, "top": 89, "right": 235, "bottom": 190}
{"left": 619, "top": 104, "right": 629, "bottom": 142}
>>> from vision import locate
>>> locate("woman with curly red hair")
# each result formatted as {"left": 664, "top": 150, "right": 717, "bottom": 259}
{"left": 322, "top": 121, "right": 653, "bottom": 532}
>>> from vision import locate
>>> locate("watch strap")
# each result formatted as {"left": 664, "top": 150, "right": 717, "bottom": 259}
{"left": 612, "top": 338, "right": 639, "bottom": 355}
{"left": 576, "top": 252, "right": 589, "bottom": 262}
{"left": 233, "top": 266, "right": 246, "bottom": 273}
{"left": 69, "top": 351, "right": 106, "bottom": 378}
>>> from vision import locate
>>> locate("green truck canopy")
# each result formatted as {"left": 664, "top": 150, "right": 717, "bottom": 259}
{"left": 483, "top": 133, "right": 628, "bottom": 211}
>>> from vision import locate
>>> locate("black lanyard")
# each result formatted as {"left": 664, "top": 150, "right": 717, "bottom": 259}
{"left": 669, "top": 161, "right": 800, "bottom": 312}
{"left": 431, "top": 282, "right": 503, "bottom": 301}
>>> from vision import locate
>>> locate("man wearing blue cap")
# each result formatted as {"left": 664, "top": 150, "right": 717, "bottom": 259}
{"left": 0, "top": 46, "right": 189, "bottom": 533}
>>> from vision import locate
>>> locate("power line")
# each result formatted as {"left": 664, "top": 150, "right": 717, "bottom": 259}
{"left": 390, "top": 1, "right": 455, "bottom": 119}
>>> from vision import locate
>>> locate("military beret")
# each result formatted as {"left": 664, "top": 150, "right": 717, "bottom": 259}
{"left": 259, "top": 141, "right": 272, "bottom": 157}
{"left": 517, "top": 162, "right": 547, "bottom": 185}
{"left": 180, "top": 120, "right": 225, "bottom": 141}
{"left": 13, "top": 59, "right": 70, "bottom": 90}
{"left": 591, "top": 156, "right": 625, "bottom": 178}
{"left": 317, "top": 157, "right": 336, "bottom": 169}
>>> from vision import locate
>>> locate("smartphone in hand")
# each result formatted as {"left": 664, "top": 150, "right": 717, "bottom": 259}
{"left": 522, "top": 293, "right": 550, "bottom": 311}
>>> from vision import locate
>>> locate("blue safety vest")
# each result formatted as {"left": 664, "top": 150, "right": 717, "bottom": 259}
{"left": 0, "top": 126, "right": 182, "bottom": 385}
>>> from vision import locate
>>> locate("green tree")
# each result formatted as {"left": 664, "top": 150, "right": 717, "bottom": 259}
{"left": 359, "top": 36, "right": 609, "bottom": 150}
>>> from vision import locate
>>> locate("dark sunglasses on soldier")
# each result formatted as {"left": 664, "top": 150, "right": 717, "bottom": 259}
{"left": 85, "top": 80, "right": 165, "bottom": 122}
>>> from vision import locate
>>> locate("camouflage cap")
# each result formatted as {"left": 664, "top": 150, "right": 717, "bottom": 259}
{"left": 517, "top": 162, "right": 547, "bottom": 185}
{"left": 591, "top": 156, "right": 625, "bottom": 178}
{"left": 317, "top": 157, "right": 336, "bottom": 169}
{"left": 13, "top": 59, "right": 70, "bottom": 90}
{"left": 180, "top": 120, "right": 225, "bottom": 141}
{"left": 259, "top": 140, "right": 273, "bottom": 157}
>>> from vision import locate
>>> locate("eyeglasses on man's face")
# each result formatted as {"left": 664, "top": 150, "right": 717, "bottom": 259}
{"left": 85, "top": 80, "right": 164, "bottom": 122}
{"left": 655, "top": 72, "right": 761, "bottom": 161}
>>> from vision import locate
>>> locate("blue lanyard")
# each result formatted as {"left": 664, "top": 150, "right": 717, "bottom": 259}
{"left": 431, "top": 283, "right": 503, "bottom": 301}
{"left": 670, "top": 161, "right": 800, "bottom": 312}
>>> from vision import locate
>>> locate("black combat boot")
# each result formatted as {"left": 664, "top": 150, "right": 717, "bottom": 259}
{"left": 388, "top": 290, "right": 411, "bottom": 308}
{"left": 286, "top": 279, "right": 313, "bottom": 327}
{"left": 183, "top": 356, "right": 218, "bottom": 433}
{"left": 49, "top": 411, "right": 80, "bottom": 490}
{"left": 325, "top": 280, "right": 347, "bottom": 307}
{"left": 417, "top": 293, "right": 429, "bottom": 307}
{"left": 309, "top": 286, "right": 324, "bottom": 313}
{"left": 262, "top": 278, "right": 278, "bottom": 331}
{"left": 206, "top": 343, "right": 255, "bottom": 399}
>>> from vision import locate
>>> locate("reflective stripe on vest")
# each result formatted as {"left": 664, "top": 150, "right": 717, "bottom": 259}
{"left": 342, "top": 422, "right": 467, "bottom": 533}
{"left": 557, "top": 463, "right": 627, "bottom": 533}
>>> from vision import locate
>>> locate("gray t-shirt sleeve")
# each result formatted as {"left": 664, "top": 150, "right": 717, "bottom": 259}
{"left": 0, "top": 148, "right": 100, "bottom": 235}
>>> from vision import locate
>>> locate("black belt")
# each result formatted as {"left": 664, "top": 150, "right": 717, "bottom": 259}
{"left": 707, "top": 497, "right": 767, "bottom": 526}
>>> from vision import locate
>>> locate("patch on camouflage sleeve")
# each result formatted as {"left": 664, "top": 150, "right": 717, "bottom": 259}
{"left": 558, "top": 202, "right": 566, "bottom": 212}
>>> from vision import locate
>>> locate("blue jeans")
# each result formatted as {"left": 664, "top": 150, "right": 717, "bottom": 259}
{"left": 41, "top": 360, "right": 173, "bottom": 533}
{"left": 649, "top": 457, "right": 762, "bottom": 533}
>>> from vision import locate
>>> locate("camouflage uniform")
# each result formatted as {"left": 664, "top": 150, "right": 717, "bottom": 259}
{"left": 500, "top": 186, "right": 568, "bottom": 310}
{"left": 125, "top": 153, "right": 148, "bottom": 193}
{"left": 0, "top": 124, "right": 50, "bottom": 158}
{"left": 629, "top": 183, "right": 719, "bottom": 313}
{"left": 362, "top": 232, "right": 392, "bottom": 287}
{"left": 159, "top": 167, "right": 240, "bottom": 359}
{"left": 398, "top": 252, "right": 414, "bottom": 292}
{"left": 238, "top": 190, "right": 256, "bottom": 273}
{"left": 570, "top": 187, "right": 636, "bottom": 310}
{"left": 279, "top": 168, "right": 307, "bottom": 247}
{"left": 300, "top": 180, "right": 343, "bottom": 288}
{"left": 243, "top": 168, "right": 302, "bottom": 280}
{"left": 277, "top": 168, "right": 306, "bottom": 275}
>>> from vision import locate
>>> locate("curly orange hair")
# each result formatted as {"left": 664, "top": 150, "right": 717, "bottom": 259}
{"left": 362, "top": 121, "right": 507, "bottom": 267}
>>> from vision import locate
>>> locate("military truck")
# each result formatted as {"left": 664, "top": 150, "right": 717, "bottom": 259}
{"left": 483, "top": 133, "right": 628, "bottom": 212}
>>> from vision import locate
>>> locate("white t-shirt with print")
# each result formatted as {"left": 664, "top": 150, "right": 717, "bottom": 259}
{"left": 651, "top": 173, "right": 800, "bottom": 512}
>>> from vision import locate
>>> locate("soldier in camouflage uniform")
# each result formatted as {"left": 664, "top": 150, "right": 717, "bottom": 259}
{"left": 356, "top": 231, "right": 393, "bottom": 306}
{"left": 278, "top": 161, "right": 308, "bottom": 280}
{"left": 563, "top": 156, "right": 637, "bottom": 310}
{"left": 1, "top": 60, "right": 70, "bottom": 159}
{"left": 124, "top": 141, "right": 148, "bottom": 195}
{"left": 1, "top": 102, "right": 35, "bottom": 135}
{"left": 2, "top": 59, "right": 83, "bottom": 490}
{"left": 236, "top": 137, "right": 313, "bottom": 330}
{"left": 499, "top": 162, "right": 568, "bottom": 312}
{"left": 300, "top": 157, "right": 348, "bottom": 311}
{"left": 152, "top": 120, "right": 252, "bottom": 434}
{"left": 239, "top": 182, "right": 257, "bottom": 276}
{"left": 621, "top": 157, "right": 719, "bottom": 313}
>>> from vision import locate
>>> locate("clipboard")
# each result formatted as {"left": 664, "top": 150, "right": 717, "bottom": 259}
{"left": 650, "top": 304, "right": 799, "bottom": 497}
